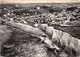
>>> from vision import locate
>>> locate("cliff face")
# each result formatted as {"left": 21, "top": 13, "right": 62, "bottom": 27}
{"left": 38, "top": 24, "right": 80, "bottom": 56}
{"left": 54, "top": 26, "right": 80, "bottom": 39}
{"left": 1, "top": 24, "right": 80, "bottom": 57}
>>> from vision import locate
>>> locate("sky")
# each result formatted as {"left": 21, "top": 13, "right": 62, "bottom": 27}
{"left": 0, "top": 0, "right": 80, "bottom": 4}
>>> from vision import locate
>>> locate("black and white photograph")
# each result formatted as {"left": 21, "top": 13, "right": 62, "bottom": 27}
{"left": 0, "top": 3, "right": 80, "bottom": 57}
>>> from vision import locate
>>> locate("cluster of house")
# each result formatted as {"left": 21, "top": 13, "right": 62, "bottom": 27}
{"left": 0, "top": 4, "right": 80, "bottom": 26}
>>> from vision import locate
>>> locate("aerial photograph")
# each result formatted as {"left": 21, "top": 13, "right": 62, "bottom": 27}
{"left": 0, "top": 3, "right": 80, "bottom": 57}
